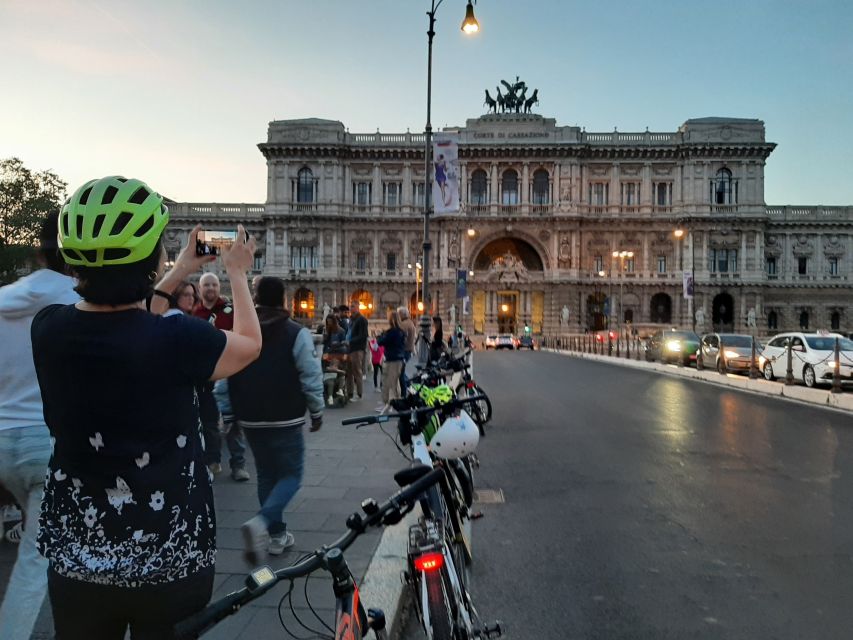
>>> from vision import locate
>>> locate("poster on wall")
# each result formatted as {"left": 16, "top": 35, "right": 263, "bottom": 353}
{"left": 431, "top": 133, "right": 460, "bottom": 214}
{"left": 683, "top": 271, "right": 694, "bottom": 299}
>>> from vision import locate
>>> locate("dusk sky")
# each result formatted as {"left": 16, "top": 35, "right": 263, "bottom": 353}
{"left": 2, "top": 0, "right": 851, "bottom": 205}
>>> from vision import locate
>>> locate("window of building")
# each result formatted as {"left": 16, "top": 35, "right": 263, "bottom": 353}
{"left": 658, "top": 256, "right": 666, "bottom": 273}
{"left": 766, "top": 256, "right": 777, "bottom": 275}
{"left": 654, "top": 182, "right": 672, "bottom": 206}
{"left": 621, "top": 182, "right": 640, "bottom": 206}
{"left": 293, "top": 287, "right": 315, "bottom": 319}
{"left": 710, "top": 248, "right": 738, "bottom": 273}
{"left": 356, "top": 252, "right": 367, "bottom": 271}
{"left": 798, "top": 256, "right": 808, "bottom": 275}
{"left": 290, "top": 246, "right": 317, "bottom": 270}
{"left": 383, "top": 182, "right": 401, "bottom": 207}
{"left": 501, "top": 169, "right": 518, "bottom": 205}
{"left": 799, "top": 310, "right": 809, "bottom": 330}
{"left": 829, "top": 257, "right": 839, "bottom": 276}
{"left": 386, "top": 253, "right": 397, "bottom": 271}
{"left": 831, "top": 311, "right": 841, "bottom": 330}
{"left": 297, "top": 167, "right": 315, "bottom": 203}
{"left": 253, "top": 253, "right": 264, "bottom": 271}
{"left": 712, "top": 168, "right": 736, "bottom": 205}
{"left": 470, "top": 169, "right": 488, "bottom": 205}
{"left": 624, "top": 309, "right": 634, "bottom": 324}
{"left": 594, "top": 255, "right": 603, "bottom": 274}
{"left": 353, "top": 182, "right": 371, "bottom": 206}
{"left": 532, "top": 169, "right": 550, "bottom": 205}
{"left": 625, "top": 257, "right": 635, "bottom": 273}
{"left": 589, "top": 183, "right": 608, "bottom": 206}
{"left": 768, "top": 311, "right": 778, "bottom": 330}
{"left": 413, "top": 182, "right": 426, "bottom": 208}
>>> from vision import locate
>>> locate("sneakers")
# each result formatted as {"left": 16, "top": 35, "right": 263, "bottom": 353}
{"left": 241, "top": 515, "right": 270, "bottom": 562}
{"left": 374, "top": 387, "right": 381, "bottom": 393}
{"left": 374, "top": 403, "right": 390, "bottom": 414}
{"left": 268, "top": 531, "right": 295, "bottom": 556}
{"left": 231, "top": 467, "right": 250, "bottom": 482}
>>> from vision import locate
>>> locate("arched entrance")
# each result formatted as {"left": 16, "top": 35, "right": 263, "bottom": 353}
{"left": 293, "top": 287, "right": 315, "bottom": 319}
{"left": 650, "top": 293, "right": 672, "bottom": 324}
{"left": 586, "top": 293, "right": 607, "bottom": 331}
{"left": 713, "top": 293, "right": 734, "bottom": 331}
{"left": 409, "top": 291, "right": 423, "bottom": 318}
{"left": 473, "top": 237, "right": 545, "bottom": 271}
{"left": 349, "top": 289, "right": 375, "bottom": 318}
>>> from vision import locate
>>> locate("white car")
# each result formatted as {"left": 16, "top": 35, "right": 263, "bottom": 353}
{"left": 484, "top": 335, "right": 498, "bottom": 350}
{"left": 760, "top": 331, "right": 853, "bottom": 387}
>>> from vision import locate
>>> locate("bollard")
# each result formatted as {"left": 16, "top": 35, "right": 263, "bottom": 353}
{"left": 718, "top": 337, "right": 727, "bottom": 375}
{"left": 636, "top": 336, "right": 642, "bottom": 361}
{"left": 616, "top": 335, "right": 621, "bottom": 358}
{"left": 832, "top": 336, "right": 842, "bottom": 394}
{"left": 697, "top": 341, "right": 705, "bottom": 370}
{"left": 749, "top": 336, "right": 759, "bottom": 379}
{"left": 785, "top": 338, "right": 794, "bottom": 385}
{"left": 626, "top": 335, "right": 631, "bottom": 359}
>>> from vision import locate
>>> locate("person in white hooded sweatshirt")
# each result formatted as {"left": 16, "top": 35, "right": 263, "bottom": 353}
{"left": 0, "top": 211, "right": 80, "bottom": 640}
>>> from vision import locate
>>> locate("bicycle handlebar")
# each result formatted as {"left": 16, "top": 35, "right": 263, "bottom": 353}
{"left": 174, "top": 467, "right": 445, "bottom": 639}
{"left": 340, "top": 394, "right": 486, "bottom": 427}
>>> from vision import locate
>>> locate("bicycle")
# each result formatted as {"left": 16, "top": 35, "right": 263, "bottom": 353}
{"left": 175, "top": 467, "right": 446, "bottom": 639}
{"left": 343, "top": 395, "right": 501, "bottom": 639}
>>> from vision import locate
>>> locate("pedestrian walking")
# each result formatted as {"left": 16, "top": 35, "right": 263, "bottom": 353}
{"left": 397, "top": 306, "right": 417, "bottom": 393}
{"left": 368, "top": 333, "right": 384, "bottom": 393}
{"left": 346, "top": 304, "right": 368, "bottom": 400}
{"left": 32, "top": 177, "right": 261, "bottom": 638}
{"left": 377, "top": 310, "right": 406, "bottom": 412}
{"left": 193, "top": 273, "right": 248, "bottom": 480}
{"left": 0, "top": 212, "right": 80, "bottom": 640}
{"left": 228, "top": 277, "right": 324, "bottom": 560}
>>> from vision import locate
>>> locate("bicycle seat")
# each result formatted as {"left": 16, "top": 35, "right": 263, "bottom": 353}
{"left": 393, "top": 463, "right": 432, "bottom": 488}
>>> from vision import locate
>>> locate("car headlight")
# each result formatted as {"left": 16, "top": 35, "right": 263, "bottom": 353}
{"left": 759, "top": 356, "right": 766, "bottom": 366}
{"left": 723, "top": 350, "right": 740, "bottom": 359}
{"left": 666, "top": 340, "right": 682, "bottom": 352}
{"left": 828, "top": 361, "right": 838, "bottom": 368}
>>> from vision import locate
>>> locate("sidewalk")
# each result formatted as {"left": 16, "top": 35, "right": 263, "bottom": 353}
{"left": 0, "top": 386, "right": 415, "bottom": 639}
{"left": 543, "top": 346, "right": 853, "bottom": 413}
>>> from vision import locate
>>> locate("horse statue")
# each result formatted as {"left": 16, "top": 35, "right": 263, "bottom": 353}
{"left": 514, "top": 87, "right": 527, "bottom": 113}
{"left": 484, "top": 89, "right": 497, "bottom": 114}
{"left": 495, "top": 87, "right": 507, "bottom": 113}
{"left": 523, "top": 88, "right": 539, "bottom": 113}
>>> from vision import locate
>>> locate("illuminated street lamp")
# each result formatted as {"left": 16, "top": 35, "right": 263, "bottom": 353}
{"left": 467, "top": 228, "right": 476, "bottom": 237}
{"left": 674, "top": 223, "right": 696, "bottom": 332}
{"left": 419, "top": 0, "right": 480, "bottom": 362}
{"left": 612, "top": 250, "right": 634, "bottom": 337}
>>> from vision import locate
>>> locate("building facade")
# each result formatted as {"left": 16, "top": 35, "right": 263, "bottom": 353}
{"left": 165, "top": 112, "right": 853, "bottom": 336}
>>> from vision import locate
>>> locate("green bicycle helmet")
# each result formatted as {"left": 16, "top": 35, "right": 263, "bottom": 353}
{"left": 59, "top": 176, "right": 169, "bottom": 266}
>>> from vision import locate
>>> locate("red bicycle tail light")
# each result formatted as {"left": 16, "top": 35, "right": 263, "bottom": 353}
{"left": 414, "top": 552, "right": 444, "bottom": 572}
{"left": 466, "top": 381, "right": 476, "bottom": 389}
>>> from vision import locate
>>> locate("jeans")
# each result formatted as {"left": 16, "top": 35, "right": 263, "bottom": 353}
{"left": 221, "top": 417, "right": 247, "bottom": 470}
{"left": 383, "top": 360, "right": 403, "bottom": 404}
{"left": 243, "top": 427, "right": 304, "bottom": 536}
{"left": 0, "top": 426, "right": 51, "bottom": 640}
{"left": 347, "top": 349, "right": 365, "bottom": 397}
{"left": 198, "top": 386, "right": 246, "bottom": 469}
{"left": 373, "top": 362, "right": 383, "bottom": 388}
{"left": 48, "top": 567, "right": 214, "bottom": 640}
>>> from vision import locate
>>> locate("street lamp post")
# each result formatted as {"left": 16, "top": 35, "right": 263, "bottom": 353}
{"left": 675, "top": 223, "right": 696, "bottom": 332}
{"left": 612, "top": 250, "right": 634, "bottom": 338}
{"left": 418, "top": 0, "right": 480, "bottom": 362}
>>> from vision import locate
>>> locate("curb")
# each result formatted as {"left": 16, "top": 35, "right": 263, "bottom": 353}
{"left": 358, "top": 510, "right": 417, "bottom": 639}
{"left": 542, "top": 348, "right": 853, "bottom": 414}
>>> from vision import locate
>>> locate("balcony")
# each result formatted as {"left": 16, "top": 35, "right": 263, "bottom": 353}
{"left": 291, "top": 202, "right": 317, "bottom": 213}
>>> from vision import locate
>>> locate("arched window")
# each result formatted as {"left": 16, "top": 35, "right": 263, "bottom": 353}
{"left": 714, "top": 168, "right": 734, "bottom": 205}
{"left": 624, "top": 309, "right": 634, "bottom": 324}
{"left": 297, "top": 167, "right": 314, "bottom": 203}
{"left": 470, "top": 169, "right": 488, "bottom": 205}
{"left": 501, "top": 169, "right": 518, "bottom": 205}
{"left": 409, "top": 291, "right": 423, "bottom": 318}
{"left": 768, "top": 311, "right": 778, "bottom": 330}
{"left": 831, "top": 311, "right": 841, "bottom": 331}
{"left": 799, "top": 310, "right": 809, "bottom": 330}
{"left": 350, "top": 289, "right": 374, "bottom": 318}
{"left": 293, "top": 287, "right": 315, "bottom": 319}
{"left": 532, "top": 169, "right": 549, "bottom": 205}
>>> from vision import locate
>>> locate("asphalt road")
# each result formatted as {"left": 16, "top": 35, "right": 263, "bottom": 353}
{"left": 403, "top": 350, "right": 853, "bottom": 640}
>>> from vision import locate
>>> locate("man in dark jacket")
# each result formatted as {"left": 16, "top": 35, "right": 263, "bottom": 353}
{"left": 346, "top": 306, "right": 368, "bottom": 400}
{"left": 229, "top": 277, "right": 324, "bottom": 559}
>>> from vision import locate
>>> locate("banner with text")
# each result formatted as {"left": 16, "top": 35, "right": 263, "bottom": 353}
{"left": 683, "top": 271, "right": 694, "bottom": 299}
{"left": 456, "top": 269, "right": 468, "bottom": 299}
{"left": 432, "top": 133, "right": 460, "bottom": 214}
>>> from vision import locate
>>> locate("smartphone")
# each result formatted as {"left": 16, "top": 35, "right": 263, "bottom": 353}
{"left": 195, "top": 233, "right": 218, "bottom": 257}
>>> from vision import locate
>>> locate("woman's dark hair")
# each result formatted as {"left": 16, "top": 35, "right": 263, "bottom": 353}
{"left": 169, "top": 280, "right": 198, "bottom": 310}
{"left": 254, "top": 276, "right": 285, "bottom": 308}
{"left": 432, "top": 315, "right": 444, "bottom": 342}
{"left": 72, "top": 238, "right": 163, "bottom": 305}
{"left": 325, "top": 315, "right": 340, "bottom": 334}
{"left": 38, "top": 211, "right": 68, "bottom": 275}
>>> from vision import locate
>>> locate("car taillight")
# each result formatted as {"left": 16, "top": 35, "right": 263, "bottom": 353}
{"left": 414, "top": 552, "right": 444, "bottom": 572}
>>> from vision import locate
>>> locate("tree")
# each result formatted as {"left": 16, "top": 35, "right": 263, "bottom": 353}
{"left": 0, "top": 158, "right": 67, "bottom": 283}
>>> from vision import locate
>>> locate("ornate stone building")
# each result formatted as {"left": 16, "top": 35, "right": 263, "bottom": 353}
{"left": 165, "top": 111, "right": 853, "bottom": 336}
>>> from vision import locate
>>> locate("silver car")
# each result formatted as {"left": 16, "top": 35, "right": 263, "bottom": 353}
{"left": 699, "top": 333, "right": 760, "bottom": 374}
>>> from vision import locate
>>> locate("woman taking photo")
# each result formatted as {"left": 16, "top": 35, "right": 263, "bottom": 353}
{"left": 31, "top": 176, "right": 262, "bottom": 638}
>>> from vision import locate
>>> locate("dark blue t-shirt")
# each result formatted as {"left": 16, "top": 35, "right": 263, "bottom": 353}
{"left": 31, "top": 305, "right": 226, "bottom": 586}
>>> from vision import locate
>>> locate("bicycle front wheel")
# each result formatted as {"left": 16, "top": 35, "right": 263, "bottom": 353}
{"left": 425, "top": 568, "right": 454, "bottom": 640}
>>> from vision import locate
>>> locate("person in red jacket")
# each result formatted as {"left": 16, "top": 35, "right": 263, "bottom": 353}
{"left": 192, "top": 273, "right": 248, "bottom": 480}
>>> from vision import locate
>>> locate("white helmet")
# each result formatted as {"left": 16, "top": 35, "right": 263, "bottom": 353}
{"left": 431, "top": 410, "right": 480, "bottom": 459}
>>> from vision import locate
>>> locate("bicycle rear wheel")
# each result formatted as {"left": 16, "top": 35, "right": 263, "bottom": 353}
{"left": 425, "top": 568, "right": 454, "bottom": 640}
{"left": 456, "top": 383, "right": 492, "bottom": 434}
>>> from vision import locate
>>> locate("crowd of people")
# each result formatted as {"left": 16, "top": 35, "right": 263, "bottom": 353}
{"left": 0, "top": 176, "right": 324, "bottom": 639}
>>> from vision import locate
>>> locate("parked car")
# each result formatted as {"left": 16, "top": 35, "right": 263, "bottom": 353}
{"left": 495, "top": 334, "right": 516, "bottom": 350}
{"left": 644, "top": 329, "right": 701, "bottom": 365}
{"left": 759, "top": 331, "right": 853, "bottom": 387}
{"left": 518, "top": 334, "right": 535, "bottom": 350}
{"left": 700, "top": 333, "right": 760, "bottom": 373}
{"left": 484, "top": 334, "right": 498, "bottom": 350}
